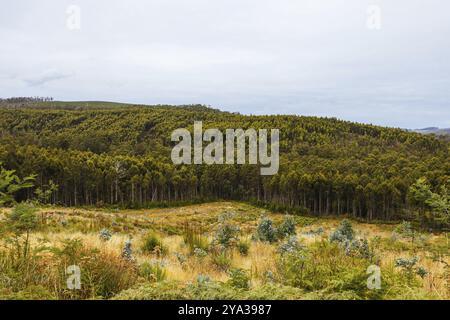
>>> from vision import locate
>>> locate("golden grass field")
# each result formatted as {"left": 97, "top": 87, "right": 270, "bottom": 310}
{"left": 0, "top": 202, "right": 449, "bottom": 300}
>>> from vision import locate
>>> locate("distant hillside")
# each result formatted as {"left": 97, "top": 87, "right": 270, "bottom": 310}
{"left": 413, "top": 127, "right": 450, "bottom": 136}
{"left": 0, "top": 100, "right": 448, "bottom": 221}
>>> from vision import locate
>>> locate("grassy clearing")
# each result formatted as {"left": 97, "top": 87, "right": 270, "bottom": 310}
{"left": 0, "top": 202, "right": 448, "bottom": 300}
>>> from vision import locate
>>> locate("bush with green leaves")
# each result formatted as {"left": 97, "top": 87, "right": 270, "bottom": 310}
{"left": 4, "top": 203, "right": 39, "bottom": 260}
{"left": 122, "top": 239, "right": 134, "bottom": 262}
{"left": 393, "top": 221, "right": 418, "bottom": 243}
{"left": 254, "top": 217, "right": 277, "bottom": 243}
{"left": 0, "top": 163, "right": 35, "bottom": 206}
{"left": 329, "top": 219, "right": 354, "bottom": 243}
{"left": 34, "top": 180, "right": 58, "bottom": 205}
{"left": 214, "top": 223, "right": 240, "bottom": 248}
{"left": 395, "top": 256, "right": 428, "bottom": 280}
{"left": 227, "top": 268, "right": 250, "bottom": 290}
{"left": 329, "top": 220, "right": 374, "bottom": 260}
{"left": 304, "top": 227, "right": 324, "bottom": 236}
{"left": 277, "top": 215, "right": 296, "bottom": 239}
{"left": 174, "top": 252, "right": 187, "bottom": 266}
{"left": 277, "top": 236, "right": 304, "bottom": 255}
{"left": 409, "top": 177, "right": 449, "bottom": 229}
{"left": 346, "top": 238, "right": 374, "bottom": 260}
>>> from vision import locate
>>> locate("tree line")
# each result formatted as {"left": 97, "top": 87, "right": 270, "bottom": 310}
{"left": 0, "top": 102, "right": 448, "bottom": 222}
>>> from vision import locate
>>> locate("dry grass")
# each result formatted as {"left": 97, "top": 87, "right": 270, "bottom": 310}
{"left": 1, "top": 202, "right": 448, "bottom": 299}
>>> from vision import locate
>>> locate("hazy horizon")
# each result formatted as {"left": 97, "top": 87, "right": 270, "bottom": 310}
{"left": 1, "top": 0, "right": 449, "bottom": 128}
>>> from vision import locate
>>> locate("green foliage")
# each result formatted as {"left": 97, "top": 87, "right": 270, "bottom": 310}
{"left": 0, "top": 163, "right": 35, "bottom": 206}
{"left": 330, "top": 219, "right": 354, "bottom": 243}
{"left": 227, "top": 268, "right": 250, "bottom": 290}
{"left": 393, "top": 221, "right": 417, "bottom": 244}
{"left": 99, "top": 228, "right": 112, "bottom": 241}
{"left": 34, "top": 180, "right": 58, "bottom": 205}
{"left": 277, "top": 215, "right": 297, "bottom": 238}
{"left": 211, "top": 251, "right": 232, "bottom": 271}
{"left": 113, "top": 280, "right": 306, "bottom": 300}
{"left": 139, "top": 261, "right": 167, "bottom": 282}
{"left": 6, "top": 203, "right": 39, "bottom": 235}
{"left": 0, "top": 237, "right": 138, "bottom": 299}
{"left": 275, "top": 240, "right": 386, "bottom": 298}
{"left": 0, "top": 104, "right": 447, "bottom": 222}
{"left": 3, "top": 203, "right": 39, "bottom": 261}
{"left": 141, "top": 232, "right": 167, "bottom": 255}
{"left": 395, "top": 256, "right": 428, "bottom": 281}
{"left": 121, "top": 239, "right": 134, "bottom": 262}
{"left": 409, "top": 178, "right": 449, "bottom": 229}
{"left": 278, "top": 236, "right": 304, "bottom": 255}
{"left": 53, "top": 239, "right": 138, "bottom": 299}
{"left": 193, "top": 247, "right": 208, "bottom": 258}
{"left": 237, "top": 240, "right": 250, "bottom": 256}
{"left": 214, "top": 223, "right": 240, "bottom": 248}
{"left": 183, "top": 224, "right": 209, "bottom": 254}
{"left": 255, "top": 217, "right": 277, "bottom": 243}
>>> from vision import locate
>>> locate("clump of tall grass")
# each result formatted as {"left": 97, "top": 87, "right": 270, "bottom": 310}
{"left": 211, "top": 250, "right": 232, "bottom": 271}
{"left": 139, "top": 261, "right": 167, "bottom": 282}
{"left": 183, "top": 224, "right": 209, "bottom": 254}
{"left": 53, "top": 238, "right": 138, "bottom": 299}
{"left": 0, "top": 236, "right": 139, "bottom": 299}
{"left": 141, "top": 231, "right": 167, "bottom": 256}
{"left": 237, "top": 240, "right": 250, "bottom": 256}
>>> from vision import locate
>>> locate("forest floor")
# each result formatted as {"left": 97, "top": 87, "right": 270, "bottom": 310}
{"left": 0, "top": 201, "right": 449, "bottom": 300}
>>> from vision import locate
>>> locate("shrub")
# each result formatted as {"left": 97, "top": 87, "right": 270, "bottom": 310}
{"left": 0, "top": 285, "right": 56, "bottom": 300}
{"left": 121, "top": 239, "right": 134, "bottom": 262}
{"left": 393, "top": 221, "right": 417, "bottom": 243}
{"left": 276, "top": 240, "right": 374, "bottom": 297}
{"left": 394, "top": 256, "right": 428, "bottom": 281}
{"left": 196, "top": 274, "right": 212, "bottom": 285}
{"left": 255, "top": 217, "right": 277, "bottom": 243}
{"left": 227, "top": 268, "right": 250, "bottom": 290}
{"left": 277, "top": 236, "right": 303, "bottom": 255}
{"left": 214, "top": 223, "right": 240, "bottom": 248}
{"left": 304, "top": 227, "right": 324, "bottom": 236}
{"left": 330, "top": 219, "right": 354, "bottom": 243}
{"left": 278, "top": 215, "right": 296, "bottom": 238}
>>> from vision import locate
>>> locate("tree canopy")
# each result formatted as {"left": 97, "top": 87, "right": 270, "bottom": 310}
{"left": 0, "top": 101, "right": 448, "bottom": 223}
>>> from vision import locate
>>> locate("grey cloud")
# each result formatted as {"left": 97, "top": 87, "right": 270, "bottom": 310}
{"left": 23, "top": 70, "right": 73, "bottom": 87}
{"left": 0, "top": 0, "right": 449, "bottom": 128}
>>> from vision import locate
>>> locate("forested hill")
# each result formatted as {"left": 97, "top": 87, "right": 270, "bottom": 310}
{"left": 0, "top": 101, "right": 448, "bottom": 221}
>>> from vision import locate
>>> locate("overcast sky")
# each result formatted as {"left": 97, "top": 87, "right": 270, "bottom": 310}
{"left": 1, "top": 0, "right": 449, "bottom": 128}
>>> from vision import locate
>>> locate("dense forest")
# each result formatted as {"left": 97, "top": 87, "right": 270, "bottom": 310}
{"left": 0, "top": 99, "right": 448, "bottom": 223}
